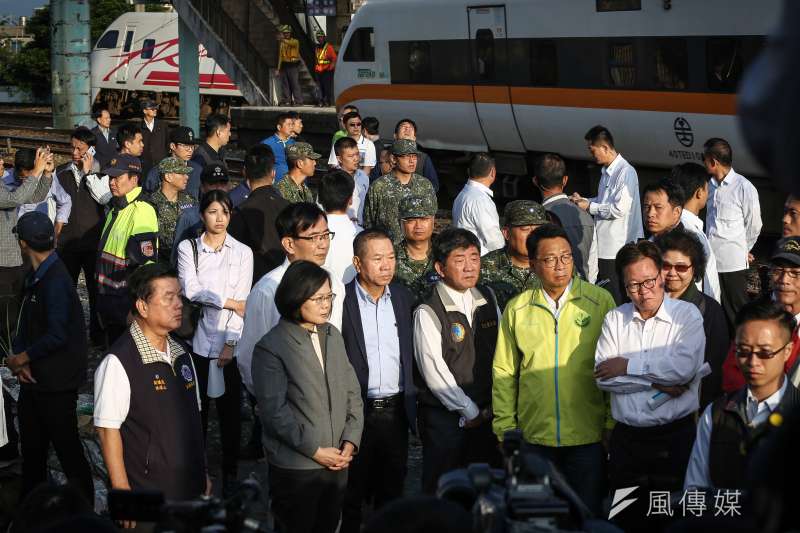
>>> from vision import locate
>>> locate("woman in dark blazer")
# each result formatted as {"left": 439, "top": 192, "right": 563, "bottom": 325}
{"left": 252, "top": 260, "right": 364, "bottom": 533}
{"left": 655, "top": 229, "right": 729, "bottom": 409}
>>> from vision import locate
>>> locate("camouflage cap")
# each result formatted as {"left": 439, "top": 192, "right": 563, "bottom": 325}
{"left": 771, "top": 236, "right": 800, "bottom": 267}
{"left": 286, "top": 142, "right": 322, "bottom": 161}
{"left": 399, "top": 195, "right": 437, "bottom": 219}
{"left": 158, "top": 156, "right": 192, "bottom": 175}
{"left": 392, "top": 139, "right": 417, "bottom": 156}
{"left": 503, "top": 200, "right": 548, "bottom": 227}
{"left": 279, "top": 24, "right": 292, "bottom": 33}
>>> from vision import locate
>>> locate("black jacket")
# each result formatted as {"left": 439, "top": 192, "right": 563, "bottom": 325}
{"left": 228, "top": 185, "right": 288, "bottom": 284}
{"left": 140, "top": 119, "right": 170, "bottom": 176}
{"left": 55, "top": 163, "right": 105, "bottom": 253}
{"left": 13, "top": 253, "right": 87, "bottom": 392}
{"left": 341, "top": 280, "right": 417, "bottom": 432}
{"left": 91, "top": 125, "right": 118, "bottom": 168}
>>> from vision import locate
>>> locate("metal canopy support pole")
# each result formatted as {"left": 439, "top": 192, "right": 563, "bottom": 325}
{"left": 179, "top": 17, "right": 200, "bottom": 137}
{"left": 51, "top": 0, "right": 91, "bottom": 128}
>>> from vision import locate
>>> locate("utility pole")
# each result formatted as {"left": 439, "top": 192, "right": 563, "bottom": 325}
{"left": 50, "top": 0, "right": 91, "bottom": 129}
{"left": 178, "top": 17, "right": 200, "bottom": 136}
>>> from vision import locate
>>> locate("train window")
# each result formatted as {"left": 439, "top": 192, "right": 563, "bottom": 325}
{"left": 653, "top": 38, "right": 688, "bottom": 89}
{"left": 96, "top": 30, "right": 119, "bottom": 50}
{"left": 343, "top": 27, "right": 375, "bottom": 62}
{"left": 705, "top": 37, "right": 764, "bottom": 93}
{"left": 390, "top": 40, "right": 469, "bottom": 85}
{"left": 141, "top": 39, "right": 156, "bottom": 60}
{"left": 596, "top": 0, "right": 641, "bottom": 11}
{"left": 609, "top": 41, "right": 635, "bottom": 87}
{"left": 123, "top": 31, "right": 135, "bottom": 53}
{"left": 530, "top": 39, "right": 558, "bottom": 86}
{"left": 430, "top": 41, "right": 471, "bottom": 84}
{"left": 474, "top": 29, "right": 495, "bottom": 81}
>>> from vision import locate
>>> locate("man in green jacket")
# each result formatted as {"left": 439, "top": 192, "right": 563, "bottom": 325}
{"left": 492, "top": 223, "right": 615, "bottom": 515}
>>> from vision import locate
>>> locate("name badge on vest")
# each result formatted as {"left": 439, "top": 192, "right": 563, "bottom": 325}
{"left": 181, "top": 363, "right": 195, "bottom": 390}
{"left": 153, "top": 374, "right": 167, "bottom": 392}
{"left": 140, "top": 240, "right": 155, "bottom": 258}
{"left": 451, "top": 322, "right": 466, "bottom": 343}
{"left": 480, "top": 319, "right": 498, "bottom": 329}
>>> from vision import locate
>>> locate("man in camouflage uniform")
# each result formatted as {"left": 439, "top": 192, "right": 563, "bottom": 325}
{"left": 149, "top": 157, "right": 196, "bottom": 263}
{"left": 393, "top": 195, "right": 439, "bottom": 306}
{"left": 481, "top": 200, "right": 549, "bottom": 310}
{"left": 363, "top": 139, "right": 436, "bottom": 243}
{"left": 277, "top": 142, "right": 319, "bottom": 204}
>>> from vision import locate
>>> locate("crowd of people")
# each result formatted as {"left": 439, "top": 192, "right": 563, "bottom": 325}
{"left": 0, "top": 98, "right": 796, "bottom": 533}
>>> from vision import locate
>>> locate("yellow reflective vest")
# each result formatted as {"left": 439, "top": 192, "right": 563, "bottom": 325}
{"left": 492, "top": 278, "right": 616, "bottom": 447}
{"left": 96, "top": 187, "right": 158, "bottom": 296}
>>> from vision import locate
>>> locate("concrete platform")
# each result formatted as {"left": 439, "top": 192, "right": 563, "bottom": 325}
{"left": 231, "top": 106, "right": 339, "bottom": 154}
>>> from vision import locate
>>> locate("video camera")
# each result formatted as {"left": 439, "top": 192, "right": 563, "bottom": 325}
{"left": 436, "top": 430, "right": 622, "bottom": 533}
{"left": 108, "top": 478, "right": 274, "bottom": 533}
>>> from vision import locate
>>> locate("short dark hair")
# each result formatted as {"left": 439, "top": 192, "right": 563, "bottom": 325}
{"left": 205, "top": 113, "right": 230, "bottom": 138}
{"left": 525, "top": 223, "right": 570, "bottom": 258}
{"left": 199, "top": 189, "right": 232, "bottom": 216}
{"left": 116, "top": 123, "right": 141, "bottom": 148}
{"left": 339, "top": 104, "right": 358, "bottom": 116}
{"left": 286, "top": 110, "right": 300, "bottom": 120}
{"left": 433, "top": 228, "right": 480, "bottom": 265}
{"left": 584, "top": 125, "right": 614, "bottom": 148}
{"left": 91, "top": 104, "right": 109, "bottom": 120}
{"left": 353, "top": 228, "right": 392, "bottom": 259}
{"left": 394, "top": 118, "right": 417, "bottom": 135}
{"left": 71, "top": 126, "right": 96, "bottom": 147}
{"left": 735, "top": 298, "right": 797, "bottom": 343}
{"left": 275, "top": 260, "right": 331, "bottom": 321}
{"left": 642, "top": 177, "right": 685, "bottom": 208}
{"left": 670, "top": 162, "right": 709, "bottom": 202}
{"left": 245, "top": 144, "right": 275, "bottom": 182}
{"left": 275, "top": 202, "right": 327, "bottom": 239}
{"left": 334, "top": 136, "right": 358, "bottom": 156}
{"left": 342, "top": 111, "right": 361, "bottom": 125}
{"left": 703, "top": 137, "right": 733, "bottom": 167}
{"left": 276, "top": 112, "right": 293, "bottom": 127}
{"left": 362, "top": 116, "right": 379, "bottom": 136}
{"left": 128, "top": 263, "right": 179, "bottom": 317}
{"left": 653, "top": 228, "right": 707, "bottom": 283}
{"left": 318, "top": 169, "right": 355, "bottom": 212}
{"left": 615, "top": 240, "right": 663, "bottom": 284}
{"left": 14, "top": 148, "right": 36, "bottom": 172}
{"left": 468, "top": 152, "right": 495, "bottom": 179}
{"left": 534, "top": 153, "right": 566, "bottom": 190}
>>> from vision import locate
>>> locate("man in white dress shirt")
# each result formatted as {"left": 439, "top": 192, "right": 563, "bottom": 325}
{"left": 704, "top": 137, "right": 762, "bottom": 327}
{"left": 236, "top": 202, "right": 345, "bottom": 395}
{"left": 685, "top": 299, "right": 799, "bottom": 490}
{"left": 571, "top": 125, "right": 643, "bottom": 304}
{"left": 594, "top": 240, "right": 705, "bottom": 529}
{"left": 413, "top": 228, "right": 501, "bottom": 493}
{"left": 452, "top": 153, "right": 504, "bottom": 256}
{"left": 671, "top": 162, "right": 722, "bottom": 303}
{"left": 320, "top": 169, "right": 362, "bottom": 284}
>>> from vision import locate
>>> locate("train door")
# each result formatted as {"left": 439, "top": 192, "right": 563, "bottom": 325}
{"left": 467, "top": 6, "right": 525, "bottom": 153}
{"left": 115, "top": 25, "right": 136, "bottom": 84}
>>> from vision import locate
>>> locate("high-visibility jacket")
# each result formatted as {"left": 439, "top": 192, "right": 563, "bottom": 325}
{"left": 96, "top": 186, "right": 158, "bottom": 296}
{"left": 315, "top": 42, "right": 337, "bottom": 73}
{"left": 493, "top": 278, "right": 616, "bottom": 447}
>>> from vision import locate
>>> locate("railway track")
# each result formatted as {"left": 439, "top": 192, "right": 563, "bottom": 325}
{"left": 1, "top": 134, "right": 72, "bottom": 155}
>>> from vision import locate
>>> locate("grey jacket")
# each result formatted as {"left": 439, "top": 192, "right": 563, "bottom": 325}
{"left": 0, "top": 172, "right": 53, "bottom": 267}
{"left": 253, "top": 319, "right": 364, "bottom": 470}
{"left": 543, "top": 194, "right": 597, "bottom": 282}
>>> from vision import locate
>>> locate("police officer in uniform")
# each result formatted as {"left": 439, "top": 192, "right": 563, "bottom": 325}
{"left": 96, "top": 155, "right": 159, "bottom": 345}
{"left": 363, "top": 139, "right": 436, "bottom": 244}
{"left": 393, "top": 195, "right": 439, "bottom": 306}
{"left": 480, "top": 200, "right": 547, "bottom": 310}
{"left": 94, "top": 264, "right": 208, "bottom": 523}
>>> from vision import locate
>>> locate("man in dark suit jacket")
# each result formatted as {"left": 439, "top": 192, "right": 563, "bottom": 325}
{"left": 90, "top": 107, "right": 117, "bottom": 168}
{"left": 340, "top": 228, "right": 416, "bottom": 533}
{"left": 140, "top": 99, "right": 170, "bottom": 176}
{"left": 228, "top": 145, "right": 288, "bottom": 284}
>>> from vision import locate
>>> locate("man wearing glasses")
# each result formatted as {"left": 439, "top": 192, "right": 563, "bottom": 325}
{"left": 142, "top": 127, "right": 201, "bottom": 200}
{"left": 594, "top": 240, "right": 705, "bottom": 530}
{"left": 493, "top": 224, "right": 615, "bottom": 515}
{"left": 723, "top": 237, "right": 800, "bottom": 392}
{"left": 236, "top": 202, "right": 344, "bottom": 395}
{"left": 328, "top": 111, "right": 376, "bottom": 176}
{"left": 685, "top": 299, "right": 800, "bottom": 490}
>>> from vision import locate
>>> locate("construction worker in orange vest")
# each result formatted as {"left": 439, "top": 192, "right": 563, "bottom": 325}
{"left": 314, "top": 29, "right": 337, "bottom": 107}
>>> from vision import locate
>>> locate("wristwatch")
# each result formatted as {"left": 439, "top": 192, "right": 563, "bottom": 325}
{"left": 225, "top": 339, "right": 238, "bottom": 348}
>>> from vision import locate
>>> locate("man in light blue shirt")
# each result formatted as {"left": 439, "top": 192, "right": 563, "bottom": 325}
{"left": 261, "top": 113, "right": 295, "bottom": 183}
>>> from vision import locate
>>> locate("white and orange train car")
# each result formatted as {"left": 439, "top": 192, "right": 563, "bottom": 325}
{"left": 334, "top": 0, "right": 782, "bottom": 180}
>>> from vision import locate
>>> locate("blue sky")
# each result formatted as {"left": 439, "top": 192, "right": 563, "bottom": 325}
{"left": 0, "top": 0, "right": 44, "bottom": 19}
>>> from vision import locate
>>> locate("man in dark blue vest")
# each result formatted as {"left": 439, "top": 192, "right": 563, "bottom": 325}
{"left": 93, "top": 263, "right": 209, "bottom": 517}
{"left": 340, "top": 228, "right": 416, "bottom": 533}
{"left": 413, "top": 227, "right": 501, "bottom": 494}
{"left": 7, "top": 212, "right": 93, "bottom": 502}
